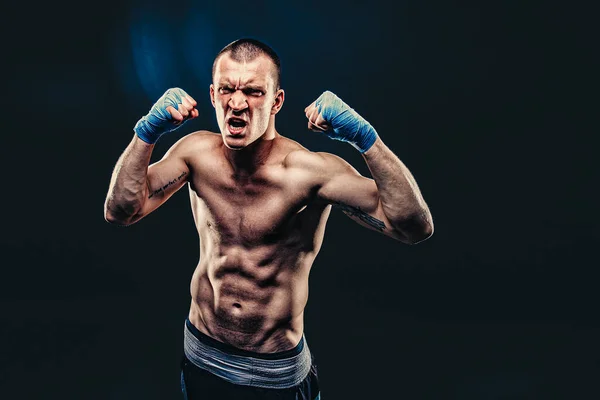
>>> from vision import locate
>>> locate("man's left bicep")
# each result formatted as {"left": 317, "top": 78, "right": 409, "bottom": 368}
{"left": 318, "top": 170, "right": 407, "bottom": 241}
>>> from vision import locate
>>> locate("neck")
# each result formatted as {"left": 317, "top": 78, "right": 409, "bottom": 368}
{"left": 224, "top": 127, "right": 278, "bottom": 175}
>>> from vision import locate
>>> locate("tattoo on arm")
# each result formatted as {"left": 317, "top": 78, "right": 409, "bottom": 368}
{"left": 333, "top": 202, "right": 386, "bottom": 231}
{"left": 148, "top": 171, "right": 187, "bottom": 199}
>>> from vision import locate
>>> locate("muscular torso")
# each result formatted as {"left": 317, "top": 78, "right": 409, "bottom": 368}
{"left": 185, "top": 133, "right": 331, "bottom": 353}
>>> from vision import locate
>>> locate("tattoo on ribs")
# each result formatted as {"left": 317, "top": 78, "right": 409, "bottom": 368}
{"left": 148, "top": 171, "right": 187, "bottom": 199}
{"left": 333, "top": 202, "right": 386, "bottom": 231}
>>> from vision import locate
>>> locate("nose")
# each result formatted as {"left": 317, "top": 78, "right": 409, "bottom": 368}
{"left": 228, "top": 90, "right": 248, "bottom": 111}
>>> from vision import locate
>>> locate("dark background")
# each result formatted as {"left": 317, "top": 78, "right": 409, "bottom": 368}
{"left": 1, "top": 0, "right": 596, "bottom": 399}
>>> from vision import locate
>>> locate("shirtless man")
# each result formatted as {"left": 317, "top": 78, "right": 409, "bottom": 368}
{"left": 104, "top": 38, "right": 433, "bottom": 400}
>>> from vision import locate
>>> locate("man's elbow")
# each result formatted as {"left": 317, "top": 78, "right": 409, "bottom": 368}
{"left": 103, "top": 196, "right": 144, "bottom": 226}
{"left": 393, "top": 212, "right": 434, "bottom": 245}
{"left": 104, "top": 211, "right": 127, "bottom": 226}
{"left": 406, "top": 220, "right": 433, "bottom": 245}
{"left": 104, "top": 206, "right": 137, "bottom": 227}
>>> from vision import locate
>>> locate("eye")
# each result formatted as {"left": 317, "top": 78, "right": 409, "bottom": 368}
{"left": 244, "top": 88, "right": 264, "bottom": 97}
{"left": 219, "top": 87, "right": 233, "bottom": 94}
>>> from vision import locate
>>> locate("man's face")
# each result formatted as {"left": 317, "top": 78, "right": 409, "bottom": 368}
{"left": 210, "top": 53, "right": 284, "bottom": 150}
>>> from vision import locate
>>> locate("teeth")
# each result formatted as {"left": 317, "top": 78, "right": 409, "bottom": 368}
{"left": 229, "top": 124, "right": 245, "bottom": 133}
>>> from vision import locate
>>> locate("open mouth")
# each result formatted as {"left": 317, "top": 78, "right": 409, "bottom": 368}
{"left": 227, "top": 117, "right": 247, "bottom": 135}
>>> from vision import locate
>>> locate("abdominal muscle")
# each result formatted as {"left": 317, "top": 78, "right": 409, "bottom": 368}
{"left": 187, "top": 243, "right": 312, "bottom": 353}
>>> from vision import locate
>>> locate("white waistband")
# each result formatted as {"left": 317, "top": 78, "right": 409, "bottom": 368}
{"left": 183, "top": 322, "right": 312, "bottom": 389}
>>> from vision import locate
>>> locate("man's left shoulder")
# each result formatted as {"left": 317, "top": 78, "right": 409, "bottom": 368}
{"left": 284, "top": 147, "right": 352, "bottom": 175}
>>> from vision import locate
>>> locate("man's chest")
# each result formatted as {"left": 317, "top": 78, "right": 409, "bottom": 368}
{"left": 189, "top": 162, "right": 318, "bottom": 243}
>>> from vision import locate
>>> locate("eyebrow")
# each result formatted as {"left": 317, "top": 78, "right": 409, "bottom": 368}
{"left": 218, "top": 82, "right": 266, "bottom": 90}
{"left": 242, "top": 84, "right": 266, "bottom": 91}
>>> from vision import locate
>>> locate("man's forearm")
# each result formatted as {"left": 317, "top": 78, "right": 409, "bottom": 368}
{"left": 362, "top": 137, "right": 433, "bottom": 242}
{"left": 104, "top": 135, "right": 154, "bottom": 223}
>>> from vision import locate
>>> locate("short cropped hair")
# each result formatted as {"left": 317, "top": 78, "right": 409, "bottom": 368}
{"left": 212, "top": 38, "right": 281, "bottom": 90}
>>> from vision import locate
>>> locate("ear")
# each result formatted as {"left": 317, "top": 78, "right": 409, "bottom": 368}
{"left": 271, "top": 89, "right": 285, "bottom": 115}
{"left": 209, "top": 84, "right": 216, "bottom": 108}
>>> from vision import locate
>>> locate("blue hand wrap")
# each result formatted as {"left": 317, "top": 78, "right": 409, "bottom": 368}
{"left": 315, "top": 91, "right": 378, "bottom": 153}
{"left": 134, "top": 88, "right": 189, "bottom": 144}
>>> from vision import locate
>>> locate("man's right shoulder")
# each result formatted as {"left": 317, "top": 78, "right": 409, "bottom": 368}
{"left": 168, "top": 130, "right": 221, "bottom": 156}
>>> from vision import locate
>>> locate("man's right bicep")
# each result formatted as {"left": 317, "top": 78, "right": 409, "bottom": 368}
{"left": 135, "top": 146, "right": 190, "bottom": 222}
